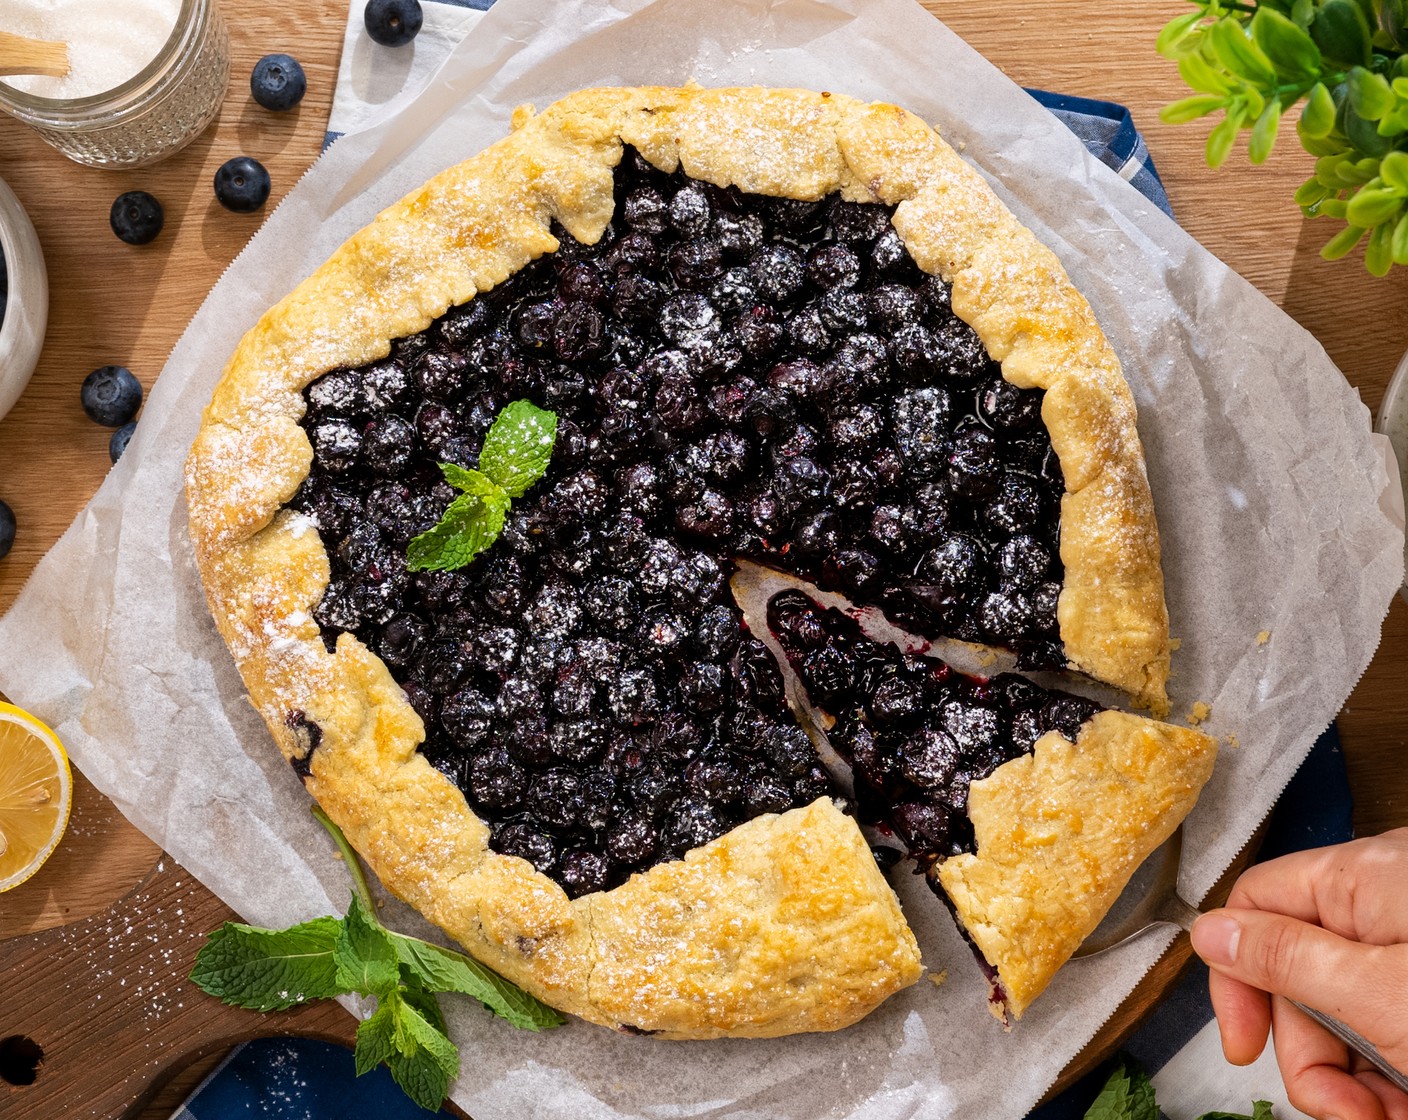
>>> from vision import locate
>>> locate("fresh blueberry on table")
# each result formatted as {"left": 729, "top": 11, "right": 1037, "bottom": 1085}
{"left": 109, "top": 421, "right": 137, "bottom": 464}
{"left": 250, "top": 53, "right": 306, "bottom": 112}
{"left": 364, "top": 0, "right": 423, "bottom": 46}
{"left": 80, "top": 365, "right": 143, "bottom": 427}
{"left": 1, "top": 247, "right": 7, "bottom": 328}
{"left": 214, "top": 156, "right": 272, "bottom": 213}
{"left": 108, "top": 191, "right": 164, "bottom": 245}
{"left": 0, "top": 499, "right": 14, "bottom": 561}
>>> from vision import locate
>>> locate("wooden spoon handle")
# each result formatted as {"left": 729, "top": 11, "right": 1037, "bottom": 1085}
{"left": 0, "top": 30, "right": 69, "bottom": 79}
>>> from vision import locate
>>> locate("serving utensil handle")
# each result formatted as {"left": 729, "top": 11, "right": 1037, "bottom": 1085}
{"left": 1287, "top": 1001, "right": 1408, "bottom": 1093}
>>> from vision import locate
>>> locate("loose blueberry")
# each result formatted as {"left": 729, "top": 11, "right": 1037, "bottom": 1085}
{"left": 214, "top": 156, "right": 272, "bottom": 213}
{"left": 250, "top": 53, "right": 307, "bottom": 112}
{"left": 80, "top": 365, "right": 142, "bottom": 427}
{"left": 364, "top": 0, "right": 423, "bottom": 46}
{"left": 109, "top": 191, "right": 164, "bottom": 245}
{"left": 109, "top": 420, "right": 137, "bottom": 463}
{"left": 0, "top": 499, "right": 14, "bottom": 560}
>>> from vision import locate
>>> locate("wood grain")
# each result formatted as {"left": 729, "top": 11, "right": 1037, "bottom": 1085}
{"left": 0, "top": 1, "right": 1403, "bottom": 1117}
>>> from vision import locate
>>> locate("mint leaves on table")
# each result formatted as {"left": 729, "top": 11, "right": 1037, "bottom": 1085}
{"left": 189, "top": 805, "right": 565, "bottom": 1112}
{"left": 406, "top": 399, "right": 558, "bottom": 572}
{"left": 1082, "top": 1054, "right": 1274, "bottom": 1120}
{"left": 1156, "top": 0, "right": 1408, "bottom": 275}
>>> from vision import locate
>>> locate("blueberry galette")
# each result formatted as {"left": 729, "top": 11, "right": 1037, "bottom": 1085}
{"left": 186, "top": 86, "right": 1216, "bottom": 1038}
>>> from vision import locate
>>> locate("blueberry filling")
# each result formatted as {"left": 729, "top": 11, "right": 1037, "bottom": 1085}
{"left": 767, "top": 590, "right": 1101, "bottom": 867}
{"left": 289, "top": 146, "right": 1069, "bottom": 896}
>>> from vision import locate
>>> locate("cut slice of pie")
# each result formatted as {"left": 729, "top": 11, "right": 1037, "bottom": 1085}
{"left": 185, "top": 85, "right": 1207, "bottom": 1038}
{"left": 766, "top": 590, "right": 1215, "bottom": 1020}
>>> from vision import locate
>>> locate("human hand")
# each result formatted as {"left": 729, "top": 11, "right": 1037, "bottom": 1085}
{"left": 1190, "top": 829, "right": 1408, "bottom": 1120}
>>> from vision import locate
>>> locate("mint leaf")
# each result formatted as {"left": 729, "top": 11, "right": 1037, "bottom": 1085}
{"left": 477, "top": 399, "right": 558, "bottom": 499}
{"left": 438, "top": 462, "right": 497, "bottom": 496}
{"left": 1195, "top": 1106, "right": 1277, "bottom": 1120}
{"left": 405, "top": 486, "right": 509, "bottom": 573}
{"left": 334, "top": 893, "right": 400, "bottom": 996}
{"left": 1084, "top": 1057, "right": 1158, "bottom": 1120}
{"left": 387, "top": 989, "right": 461, "bottom": 1112}
{"left": 389, "top": 930, "right": 566, "bottom": 1031}
{"left": 353, "top": 998, "right": 397, "bottom": 1077}
{"left": 189, "top": 917, "right": 345, "bottom": 1011}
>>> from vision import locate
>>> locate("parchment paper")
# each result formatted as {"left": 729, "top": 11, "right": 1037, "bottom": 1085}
{"left": 0, "top": 0, "right": 1402, "bottom": 1116}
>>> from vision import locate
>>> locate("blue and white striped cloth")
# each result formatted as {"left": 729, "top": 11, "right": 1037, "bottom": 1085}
{"left": 173, "top": 4, "right": 1345, "bottom": 1116}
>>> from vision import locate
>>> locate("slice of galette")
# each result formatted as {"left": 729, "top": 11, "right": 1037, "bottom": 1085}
{"left": 186, "top": 85, "right": 1201, "bottom": 1038}
{"left": 766, "top": 591, "right": 1215, "bottom": 1020}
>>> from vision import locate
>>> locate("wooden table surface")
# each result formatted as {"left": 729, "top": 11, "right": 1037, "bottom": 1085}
{"left": 0, "top": 1, "right": 1404, "bottom": 1116}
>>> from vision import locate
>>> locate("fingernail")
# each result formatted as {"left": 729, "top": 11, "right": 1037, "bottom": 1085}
{"left": 1191, "top": 913, "right": 1241, "bottom": 966}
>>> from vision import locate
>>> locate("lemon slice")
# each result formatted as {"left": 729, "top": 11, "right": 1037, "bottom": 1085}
{"left": 0, "top": 701, "right": 72, "bottom": 893}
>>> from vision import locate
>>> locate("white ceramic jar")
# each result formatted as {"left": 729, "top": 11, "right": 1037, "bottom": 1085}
{"left": 0, "top": 175, "right": 47, "bottom": 424}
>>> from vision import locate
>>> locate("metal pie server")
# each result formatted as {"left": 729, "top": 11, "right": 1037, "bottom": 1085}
{"left": 1074, "top": 828, "right": 1408, "bottom": 1093}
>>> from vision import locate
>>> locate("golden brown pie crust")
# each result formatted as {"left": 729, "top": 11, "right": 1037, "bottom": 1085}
{"left": 186, "top": 86, "right": 1199, "bottom": 1038}
{"left": 938, "top": 712, "right": 1217, "bottom": 1019}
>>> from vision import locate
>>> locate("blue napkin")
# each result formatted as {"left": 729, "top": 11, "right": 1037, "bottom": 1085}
{"left": 174, "top": 12, "right": 1349, "bottom": 1115}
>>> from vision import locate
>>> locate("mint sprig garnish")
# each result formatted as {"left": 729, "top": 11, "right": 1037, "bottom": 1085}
{"left": 1082, "top": 1054, "right": 1274, "bottom": 1120}
{"left": 189, "top": 804, "right": 565, "bottom": 1112}
{"left": 406, "top": 400, "right": 558, "bottom": 572}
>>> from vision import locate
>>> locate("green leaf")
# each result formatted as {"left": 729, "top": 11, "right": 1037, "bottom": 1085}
{"left": 1251, "top": 7, "right": 1323, "bottom": 77}
{"left": 1293, "top": 0, "right": 1316, "bottom": 29}
{"left": 438, "top": 462, "right": 496, "bottom": 495}
{"left": 1083, "top": 1056, "right": 1159, "bottom": 1120}
{"left": 1392, "top": 210, "right": 1408, "bottom": 262}
{"left": 1194, "top": 1102, "right": 1278, "bottom": 1120}
{"left": 1295, "top": 175, "right": 1332, "bottom": 204}
{"left": 1162, "top": 94, "right": 1229, "bottom": 123}
{"left": 1311, "top": 0, "right": 1373, "bottom": 66}
{"left": 1158, "top": 11, "right": 1205, "bottom": 58}
{"left": 334, "top": 893, "right": 401, "bottom": 997}
{"left": 1207, "top": 113, "right": 1242, "bottom": 167}
{"left": 1249, "top": 100, "right": 1283, "bottom": 163}
{"left": 1300, "top": 81, "right": 1338, "bottom": 138}
{"left": 189, "top": 917, "right": 345, "bottom": 1011}
{"left": 1383, "top": 0, "right": 1407, "bottom": 46}
{"left": 399, "top": 969, "right": 449, "bottom": 1036}
{"left": 389, "top": 931, "right": 567, "bottom": 1031}
{"left": 1322, "top": 222, "right": 1369, "bottom": 257}
{"left": 1180, "top": 50, "right": 1236, "bottom": 94}
{"left": 1209, "top": 17, "right": 1279, "bottom": 84}
{"left": 353, "top": 998, "right": 397, "bottom": 1077}
{"left": 1366, "top": 218, "right": 1396, "bottom": 273}
{"left": 1346, "top": 185, "right": 1404, "bottom": 223}
{"left": 404, "top": 486, "right": 510, "bottom": 573}
{"left": 1348, "top": 66, "right": 1396, "bottom": 119}
{"left": 1344, "top": 101, "right": 1398, "bottom": 153}
{"left": 386, "top": 993, "right": 460, "bottom": 1112}
{"left": 477, "top": 399, "right": 559, "bottom": 499}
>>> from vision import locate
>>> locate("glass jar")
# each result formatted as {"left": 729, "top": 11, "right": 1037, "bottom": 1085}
{"left": 0, "top": 0, "right": 229, "bottom": 169}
